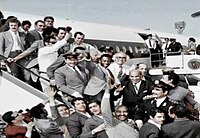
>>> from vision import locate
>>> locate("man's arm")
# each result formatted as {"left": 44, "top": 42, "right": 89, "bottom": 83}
{"left": 101, "top": 79, "right": 115, "bottom": 127}
{"left": 47, "top": 56, "right": 65, "bottom": 80}
{"left": 13, "top": 40, "right": 42, "bottom": 62}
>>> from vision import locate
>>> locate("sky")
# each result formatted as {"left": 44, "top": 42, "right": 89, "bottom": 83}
{"left": 1, "top": 0, "right": 200, "bottom": 37}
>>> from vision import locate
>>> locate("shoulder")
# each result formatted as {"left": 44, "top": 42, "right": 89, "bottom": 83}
{"left": 55, "top": 65, "right": 67, "bottom": 73}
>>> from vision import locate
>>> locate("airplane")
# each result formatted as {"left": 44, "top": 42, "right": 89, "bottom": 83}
{"left": 0, "top": 11, "right": 200, "bottom": 115}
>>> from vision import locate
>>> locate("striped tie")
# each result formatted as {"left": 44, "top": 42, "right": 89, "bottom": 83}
{"left": 117, "top": 66, "right": 123, "bottom": 79}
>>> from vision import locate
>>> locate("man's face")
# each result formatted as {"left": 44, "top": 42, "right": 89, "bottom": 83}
{"left": 57, "top": 29, "right": 66, "bottom": 40}
{"left": 138, "top": 64, "right": 147, "bottom": 75}
{"left": 100, "top": 57, "right": 111, "bottom": 68}
{"left": 45, "top": 19, "right": 54, "bottom": 27}
{"left": 115, "top": 53, "right": 126, "bottom": 65}
{"left": 88, "top": 102, "right": 101, "bottom": 115}
{"left": 115, "top": 106, "right": 128, "bottom": 121}
{"left": 35, "top": 22, "right": 45, "bottom": 32}
{"left": 74, "top": 34, "right": 84, "bottom": 45}
{"left": 57, "top": 106, "right": 69, "bottom": 117}
{"left": 9, "top": 22, "right": 19, "bottom": 32}
{"left": 152, "top": 87, "right": 165, "bottom": 98}
{"left": 151, "top": 112, "right": 165, "bottom": 125}
{"left": 74, "top": 100, "right": 86, "bottom": 112}
{"left": 129, "top": 70, "right": 142, "bottom": 84}
{"left": 22, "top": 24, "right": 31, "bottom": 32}
{"left": 65, "top": 56, "right": 78, "bottom": 67}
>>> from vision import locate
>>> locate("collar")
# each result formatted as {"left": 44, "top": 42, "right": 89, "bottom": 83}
{"left": 133, "top": 80, "right": 142, "bottom": 88}
{"left": 148, "top": 119, "right": 161, "bottom": 130}
{"left": 77, "top": 111, "right": 91, "bottom": 118}
{"left": 155, "top": 96, "right": 166, "bottom": 107}
{"left": 9, "top": 30, "right": 19, "bottom": 35}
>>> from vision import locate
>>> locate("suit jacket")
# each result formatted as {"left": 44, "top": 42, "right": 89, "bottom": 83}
{"left": 55, "top": 64, "right": 90, "bottom": 96}
{"left": 25, "top": 29, "right": 43, "bottom": 49}
{"left": 80, "top": 115, "right": 108, "bottom": 138}
{"left": 67, "top": 112, "right": 89, "bottom": 138}
{"left": 0, "top": 31, "right": 26, "bottom": 59}
{"left": 135, "top": 97, "right": 174, "bottom": 124}
{"left": 47, "top": 55, "right": 66, "bottom": 80}
{"left": 82, "top": 60, "right": 112, "bottom": 96}
{"left": 161, "top": 118, "right": 200, "bottom": 138}
{"left": 117, "top": 80, "right": 152, "bottom": 119}
{"left": 139, "top": 122, "right": 161, "bottom": 138}
{"left": 50, "top": 106, "right": 68, "bottom": 126}
{"left": 50, "top": 106, "right": 71, "bottom": 138}
{"left": 108, "top": 62, "right": 130, "bottom": 83}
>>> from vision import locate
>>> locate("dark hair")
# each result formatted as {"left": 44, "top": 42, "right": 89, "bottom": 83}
{"left": 22, "top": 20, "right": 31, "bottom": 27}
{"left": 57, "top": 104, "right": 69, "bottom": 110}
{"left": 168, "top": 72, "right": 179, "bottom": 86}
{"left": 189, "top": 37, "right": 196, "bottom": 42}
{"left": 34, "top": 20, "right": 45, "bottom": 26}
{"left": 88, "top": 100, "right": 101, "bottom": 107}
{"left": 44, "top": 16, "right": 54, "bottom": 21}
{"left": 71, "top": 97, "right": 87, "bottom": 107}
{"left": 74, "top": 31, "right": 85, "bottom": 38}
{"left": 99, "top": 53, "right": 112, "bottom": 60}
{"left": 65, "top": 26, "right": 72, "bottom": 32}
{"left": 44, "top": 36, "right": 56, "bottom": 43}
{"left": 30, "top": 103, "right": 46, "bottom": 119}
{"left": 2, "top": 111, "right": 15, "bottom": 124}
{"left": 169, "top": 104, "right": 189, "bottom": 118}
{"left": 57, "top": 27, "right": 66, "bottom": 32}
{"left": 148, "top": 107, "right": 164, "bottom": 118}
{"left": 8, "top": 18, "right": 21, "bottom": 26}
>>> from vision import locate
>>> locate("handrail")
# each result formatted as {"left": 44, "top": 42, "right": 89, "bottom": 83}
{"left": 0, "top": 54, "right": 49, "bottom": 82}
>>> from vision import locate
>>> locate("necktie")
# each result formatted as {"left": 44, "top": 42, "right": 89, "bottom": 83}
{"left": 152, "top": 100, "right": 157, "bottom": 107}
{"left": 133, "top": 84, "right": 138, "bottom": 94}
{"left": 73, "top": 67, "right": 84, "bottom": 82}
{"left": 117, "top": 66, "right": 123, "bottom": 79}
{"left": 14, "top": 32, "right": 21, "bottom": 47}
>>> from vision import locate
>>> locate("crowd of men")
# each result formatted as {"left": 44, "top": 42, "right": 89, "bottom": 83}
{"left": 1, "top": 11, "right": 200, "bottom": 138}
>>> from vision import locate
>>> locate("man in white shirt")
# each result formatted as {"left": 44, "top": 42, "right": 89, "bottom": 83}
{"left": 38, "top": 33, "right": 71, "bottom": 91}
{"left": 0, "top": 18, "right": 26, "bottom": 80}
{"left": 139, "top": 108, "right": 165, "bottom": 138}
{"left": 108, "top": 51, "right": 130, "bottom": 84}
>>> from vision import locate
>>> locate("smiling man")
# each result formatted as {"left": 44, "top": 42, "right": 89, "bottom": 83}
{"left": 55, "top": 52, "right": 90, "bottom": 98}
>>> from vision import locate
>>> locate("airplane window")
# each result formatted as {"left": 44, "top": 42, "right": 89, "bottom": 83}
{"left": 122, "top": 46, "right": 126, "bottom": 53}
{"left": 128, "top": 46, "right": 133, "bottom": 53}
{"left": 115, "top": 46, "right": 120, "bottom": 53}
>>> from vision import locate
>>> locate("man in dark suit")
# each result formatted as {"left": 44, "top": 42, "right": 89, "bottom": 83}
{"left": 67, "top": 98, "right": 91, "bottom": 138}
{"left": 55, "top": 52, "right": 90, "bottom": 98}
{"left": 162, "top": 104, "right": 200, "bottom": 138}
{"left": 113, "top": 69, "right": 152, "bottom": 120}
{"left": 25, "top": 20, "right": 45, "bottom": 49}
{"left": 139, "top": 107, "right": 165, "bottom": 138}
{"left": 135, "top": 80, "right": 174, "bottom": 128}
{"left": 0, "top": 18, "right": 26, "bottom": 80}
{"left": 83, "top": 54, "right": 114, "bottom": 101}
{"left": 81, "top": 100, "right": 108, "bottom": 138}
{"left": 167, "top": 38, "right": 183, "bottom": 55}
